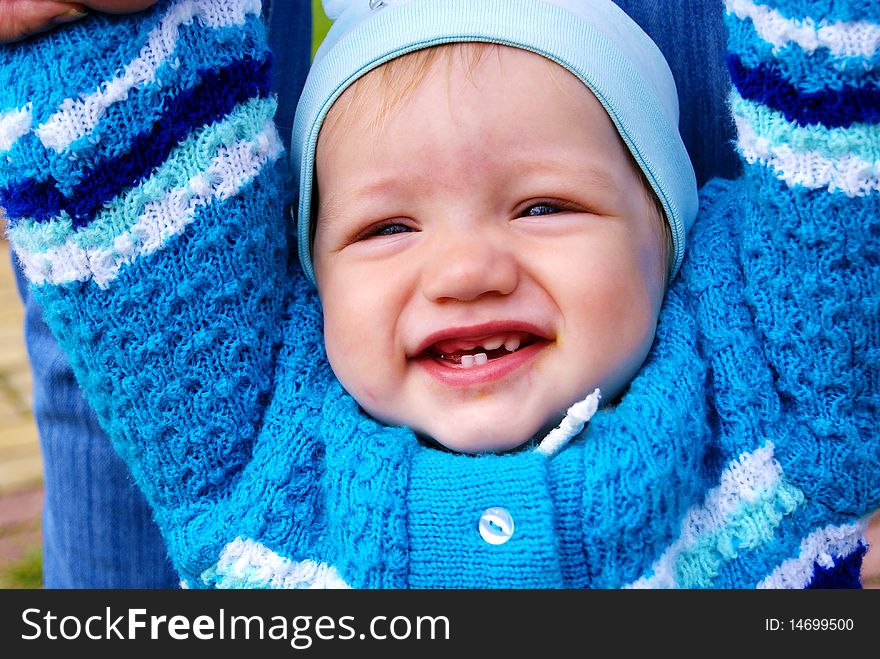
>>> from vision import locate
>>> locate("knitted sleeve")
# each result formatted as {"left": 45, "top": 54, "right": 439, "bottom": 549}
{"left": 0, "top": 0, "right": 291, "bottom": 527}
{"left": 723, "top": 0, "right": 880, "bottom": 514}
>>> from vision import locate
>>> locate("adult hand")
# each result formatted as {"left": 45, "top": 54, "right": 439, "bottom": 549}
{"left": 0, "top": 0, "right": 158, "bottom": 43}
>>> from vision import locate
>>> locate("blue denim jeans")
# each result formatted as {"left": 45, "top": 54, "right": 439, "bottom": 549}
{"left": 13, "top": 0, "right": 735, "bottom": 588}
{"left": 11, "top": 0, "right": 312, "bottom": 588}
{"left": 13, "top": 270, "right": 181, "bottom": 587}
{"left": 614, "top": 0, "right": 740, "bottom": 186}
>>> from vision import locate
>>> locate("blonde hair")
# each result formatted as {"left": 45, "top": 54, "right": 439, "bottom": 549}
{"left": 323, "top": 42, "right": 498, "bottom": 138}
{"left": 633, "top": 163, "right": 673, "bottom": 288}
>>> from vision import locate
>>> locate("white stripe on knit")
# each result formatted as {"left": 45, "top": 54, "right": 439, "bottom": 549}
{"left": 0, "top": 104, "right": 32, "bottom": 153}
{"left": 15, "top": 122, "right": 282, "bottom": 288}
{"left": 626, "top": 442, "right": 782, "bottom": 589}
{"left": 207, "top": 537, "right": 351, "bottom": 589}
{"left": 725, "top": 0, "right": 880, "bottom": 57}
{"left": 757, "top": 521, "right": 865, "bottom": 589}
{"left": 735, "top": 115, "right": 880, "bottom": 197}
{"left": 35, "top": 0, "right": 261, "bottom": 152}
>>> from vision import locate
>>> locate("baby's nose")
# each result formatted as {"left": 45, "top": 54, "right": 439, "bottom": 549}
{"left": 420, "top": 229, "right": 519, "bottom": 302}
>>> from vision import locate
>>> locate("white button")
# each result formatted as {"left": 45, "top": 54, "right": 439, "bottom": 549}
{"left": 479, "top": 507, "right": 514, "bottom": 545}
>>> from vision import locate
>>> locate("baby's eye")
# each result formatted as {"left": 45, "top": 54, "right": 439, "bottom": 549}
{"left": 373, "top": 223, "right": 413, "bottom": 237}
{"left": 524, "top": 203, "right": 562, "bottom": 217}
{"left": 516, "top": 199, "right": 585, "bottom": 219}
{"left": 352, "top": 221, "right": 415, "bottom": 242}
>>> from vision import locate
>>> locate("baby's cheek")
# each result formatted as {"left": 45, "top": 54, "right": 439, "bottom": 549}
{"left": 579, "top": 267, "right": 660, "bottom": 376}
{"left": 355, "top": 385, "right": 387, "bottom": 410}
{"left": 323, "top": 301, "right": 393, "bottom": 404}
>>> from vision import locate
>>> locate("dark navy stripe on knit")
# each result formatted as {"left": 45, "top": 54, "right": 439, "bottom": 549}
{"left": 1, "top": 54, "right": 272, "bottom": 228}
{"left": 805, "top": 544, "right": 866, "bottom": 589}
{"left": 728, "top": 54, "right": 880, "bottom": 129}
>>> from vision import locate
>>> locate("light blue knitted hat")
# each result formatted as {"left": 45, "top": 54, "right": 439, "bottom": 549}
{"left": 292, "top": 0, "right": 699, "bottom": 283}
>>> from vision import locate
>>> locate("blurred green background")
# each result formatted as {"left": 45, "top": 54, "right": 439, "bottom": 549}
{"left": 312, "top": 0, "right": 332, "bottom": 56}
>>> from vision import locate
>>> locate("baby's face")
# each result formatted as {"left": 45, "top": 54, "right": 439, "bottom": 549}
{"left": 313, "top": 46, "right": 667, "bottom": 453}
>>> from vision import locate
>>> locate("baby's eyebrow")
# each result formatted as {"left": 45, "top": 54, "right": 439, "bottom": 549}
{"left": 506, "top": 156, "right": 625, "bottom": 198}
{"left": 316, "top": 175, "right": 404, "bottom": 223}
{"left": 585, "top": 169, "right": 628, "bottom": 198}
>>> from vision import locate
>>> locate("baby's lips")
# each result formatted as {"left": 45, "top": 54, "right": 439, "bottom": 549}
{"left": 429, "top": 332, "right": 531, "bottom": 356}
{"left": 412, "top": 320, "right": 554, "bottom": 358}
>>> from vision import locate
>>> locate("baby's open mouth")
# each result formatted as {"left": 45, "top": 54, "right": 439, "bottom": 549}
{"left": 423, "top": 332, "right": 540, "bottom": 368}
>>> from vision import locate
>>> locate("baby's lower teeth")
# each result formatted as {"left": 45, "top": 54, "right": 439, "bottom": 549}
{"left": 459, "top": 352, "right": 488, "bottom": 368}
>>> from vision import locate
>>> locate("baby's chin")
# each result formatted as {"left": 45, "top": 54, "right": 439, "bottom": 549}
{"left": 418, "top": 433, "right": 532, "bottom": 455}
{"left": 412, "top": 415, "right": 562, "bottom": 455}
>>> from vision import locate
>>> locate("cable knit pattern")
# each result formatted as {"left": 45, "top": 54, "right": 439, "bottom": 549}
{"left": 1, "top": 0, "right": 878, "bottom": 588}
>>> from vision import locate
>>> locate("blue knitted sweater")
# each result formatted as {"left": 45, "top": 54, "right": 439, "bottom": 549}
{"left": 2, "top": 0, "right": 878, "bottom": 588}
